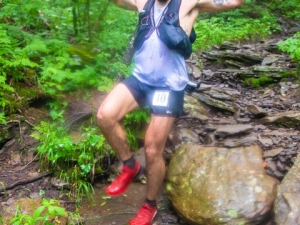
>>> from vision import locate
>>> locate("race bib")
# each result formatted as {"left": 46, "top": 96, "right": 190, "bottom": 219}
{"left": 152, "top": 91, "right": 169, "bottom": 107}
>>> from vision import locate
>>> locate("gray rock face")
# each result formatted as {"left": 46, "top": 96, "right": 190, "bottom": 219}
{"left": 166, "top": 144, "right": 278, "bottom": 225}
{"left": 260, "top": 111, "right": 300, "bottom": 127}
{"left": 274, "top": 155, "right": 300, "bottom": 225}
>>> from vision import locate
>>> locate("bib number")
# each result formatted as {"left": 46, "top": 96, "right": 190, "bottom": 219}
{"left": 152, "top": 91, "right": 169, "bottom": 107}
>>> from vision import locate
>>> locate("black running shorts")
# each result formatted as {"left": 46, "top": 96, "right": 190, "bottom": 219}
{"left": 122, "top": 76, "right": 184, "bottom": 117}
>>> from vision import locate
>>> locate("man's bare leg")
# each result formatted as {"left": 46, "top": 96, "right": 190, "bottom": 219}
{"left": 97, "top": 83, "right": 145, "bottom": 196}
{"left": 144, "top": 115, "right": 175, "bottom": 200}
{"left": 128, "top": 115, "right": 174, "bottom": 224}
{"left": 97, "top": 83, "right": 138, "bottom": 161}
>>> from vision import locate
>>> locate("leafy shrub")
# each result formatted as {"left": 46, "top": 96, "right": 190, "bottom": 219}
{"left": 0, "top": 25, "right": 40, "bottom": 113}
{"left": 279, "top": 32, "right": 300, "bottom": 63}
{"left": 31, "top": 120, "right": 113, "bottom": 202}
{"left": 193, "top": 2, "right": 280, "bottom": 51}
{"left": 9, "top": 199, "right": 68, "bottom": 225}
{"left": 124, "top": 108, "right": 150, "bottom": 151}
{"left": 0, "top": 112, "right": 7, "bottom": 125}
{"left": 262, "top": 0, "right": 300, "bottom": 20}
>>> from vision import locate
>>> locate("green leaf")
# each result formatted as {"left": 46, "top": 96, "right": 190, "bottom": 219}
{"left": 52, "top": 206, "right": 67, "bottom": 216}
{"left": 32, "top": 205, "right": 46, "bottom": 220}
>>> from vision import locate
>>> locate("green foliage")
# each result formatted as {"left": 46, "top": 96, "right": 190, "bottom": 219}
{"left": 0, "top": 182, "right": 7, "bottom": 201}
{"left": 0, "top": 112, "right": 7, "bottom": 125}
{"left": 9, "top": 198, "right": 67, "bottom": 225}
{"left": 262, "top": 0, "right": 300, "bottom": 20}
{"left": 0, "top": 0, "right": 136, "bottom": 109}
{"left": 279, "top": 32, "right": 300, "bottom": 63}
{"left": 59, "top": 168, "right": 96, "bottom": 205}
{"left": 194, "top": 3, "right": 279, "bottom": 51}
{"left": 31, "top": 119, "right": 113, "bottom": 202}
{"left": 124, "top": 108, "right": 150, "bottom": 151}
{"left": 0, "top": 26, "right": 30, "bottom": 111}
{"left": 96, "top": 5, "right": 136, "bottom": 52}
{"left": 31, "top": 122, "right": 74, "bottom": 164}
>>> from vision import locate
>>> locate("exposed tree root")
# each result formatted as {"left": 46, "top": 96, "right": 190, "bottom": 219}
{"left": 0, "top": 171, "right": 52, "bottom": 194}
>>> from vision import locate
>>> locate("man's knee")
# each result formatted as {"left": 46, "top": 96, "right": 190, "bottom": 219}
{"left": 97, "top": 104, "right": 114, "bottom": 129}
{"left": 144, "top": 140, "right": 162, "bottom": 159}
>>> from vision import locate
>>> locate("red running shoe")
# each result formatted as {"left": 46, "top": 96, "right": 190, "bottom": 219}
{"left": 106, "top": 161, "right": 143, "bottom": 196}
{"left": 129, "top": 203, "right": 158, "bottom": 225}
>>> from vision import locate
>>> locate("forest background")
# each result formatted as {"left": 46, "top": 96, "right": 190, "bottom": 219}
{"left": 0, "top": 0, "right": 300, "bottom": 218}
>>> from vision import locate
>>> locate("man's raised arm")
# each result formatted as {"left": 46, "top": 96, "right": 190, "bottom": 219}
{"left": 111, "top": 0, "right": 138, "bottom": 11}
{"left": 197, "top": 0, "right": 244, "bottom": 12}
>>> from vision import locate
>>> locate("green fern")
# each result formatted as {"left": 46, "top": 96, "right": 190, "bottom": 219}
{"left": 23, "top": 38, "right": 49, "bottom": 58}
{"left": 279, "top": 32, "right": 300, "bottom": 63}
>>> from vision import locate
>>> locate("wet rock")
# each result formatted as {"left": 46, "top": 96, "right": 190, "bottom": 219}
{"left": 279, "top": 82, "right": 290, "bottom": 96}
{"left": 10, "top": 151, "right": 21, "bottom": 166}
{"left": 258, "top": 134, "right": 273, "bottom": 148}
{"left": 263, "top": 148, "right": 284, "bottom": 158}
{"left": 192, "top": 93, "right": 238, "bottom": 113}
{"left": 161, "top": 213, "right": 179, "bottom": 223}
{"left": 274, "top": 170, "right": 285, "bottom": 180}
{"left": 0, "top": 124, "right": 15, "bottom": 151}
{"left": 186, "top": 62, "right": 202, "bottom": 79}
{"left": 204, "top": 133, "right": 216, "bottom": 145}
{"left": 260, "top": 111, "right": 300, "bottom": 128}
{"left": 169, "top": 128, "right": 200, "bottom": 150}
{"left": 183, "top": 95, "right": 209, "bottom": 121}
{"left": 238, "top": 66, "right": 291, "bottom": 79}
{"left": 198, "top": 83, "right": 212, "bottom": 92}
{"left": 274, "top": 155, "right": 300, "bottom": 225}
{"left": 215, "top": 124, "right": 253, "bottom": 138}
{"left": 247, "top": 104, "right": 268, "bottom": 117}
{"left": 276, "top": 161, "right": 286, "bottom": 173}
{"left": 203, "top": 89, "right": 233, "bottom": 101}
{"left": 219, "top": 41, "right": 239, "bottom": 50}
{"left": 236, "top": 117, "right": 251, "bottom": 123}
{"left": 262, "top": 55, "right": 280, "bottom": 66}
{"left": 51, "top": 177, "right": 70, "bottom": 189}
{"left": 202, "top": 69, "right": 215, "bottom": 80}
{"left": 221, "top": 87, "right": 241, "bottom": 97}
{"left": 1, "top": 139, "right": 21, "bottom": 156}
{"left": 265, "top": 158, "right": 277, "bottom": 173}
{"left": 253, "top": 66, "right": 286, "bottom": 73}
{"left": 205, "top": 51, "right": 264, "bottom": 66}
{"left": 166, "top": 144, "right": 278, "bottom": 225}
{"left": 221, "top": 135, "right": 257, "bottom": 148}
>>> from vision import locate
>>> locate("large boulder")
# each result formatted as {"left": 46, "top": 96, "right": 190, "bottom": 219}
{"left": 274, "top": 155, "right": 300, "bottom": 225}
{"left": 166, "top": 144, "right": 278, "bottom": 225}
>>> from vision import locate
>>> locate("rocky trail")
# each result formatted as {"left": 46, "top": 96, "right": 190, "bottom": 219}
{"left": 1, "top": 29, "right": 300, "bottom": 224}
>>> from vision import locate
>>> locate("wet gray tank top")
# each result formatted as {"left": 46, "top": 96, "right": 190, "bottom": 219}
{"left": 132, "top": 3, "right": 188, "bottom": 91}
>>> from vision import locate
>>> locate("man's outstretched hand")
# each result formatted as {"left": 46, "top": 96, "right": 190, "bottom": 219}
{"left": 184, "top": 80, "right": 201, "bottom": 93}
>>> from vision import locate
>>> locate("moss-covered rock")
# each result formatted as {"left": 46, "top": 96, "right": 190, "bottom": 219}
{"left": 166, "top": 144, "right": 278, "bottom": 225}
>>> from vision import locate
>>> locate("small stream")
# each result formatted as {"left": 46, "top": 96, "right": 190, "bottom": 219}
{"left": 79, "top": 181, "right": 178, "bottom": 225}
{"left": 79, "top": 182, "right": 147, "bottom": 225}
{"left": 78, "top": 148, "right": 181, "bottom": 225}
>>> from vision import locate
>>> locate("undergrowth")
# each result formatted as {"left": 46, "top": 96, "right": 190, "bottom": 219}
{"left": 1, "top": 0, "right": 300, "bottom": 207}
